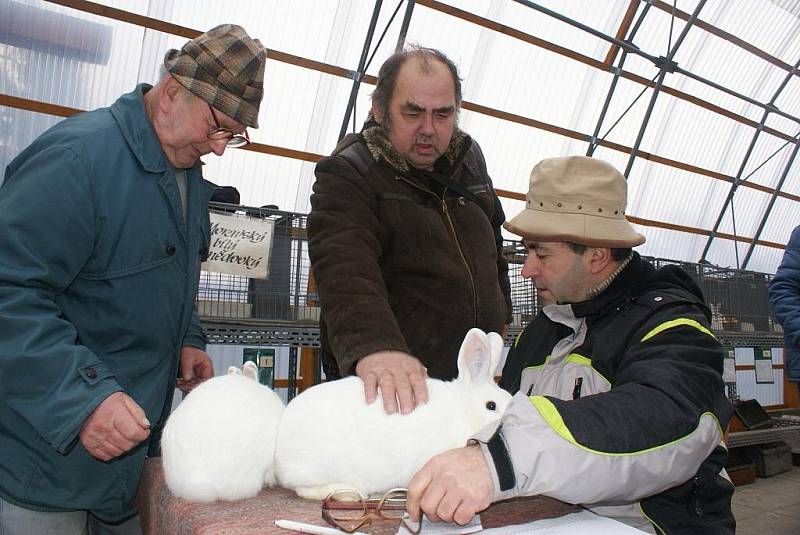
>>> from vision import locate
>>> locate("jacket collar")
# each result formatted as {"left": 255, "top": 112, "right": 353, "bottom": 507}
{"left": 569, "top": 252, "right": 653, "bottom": 318}
{"left": 360, "top": 114, "right": 469, "bottom": 173}
{"left": 109, "top": 83, "right": 200, "bottom": 175}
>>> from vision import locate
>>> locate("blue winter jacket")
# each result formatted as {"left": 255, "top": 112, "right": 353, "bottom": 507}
{"left": 0, "top": 84, "right": 214, "bottom": 520}
{"left": 769, "top": 225, "right": 800, "bottom": 383}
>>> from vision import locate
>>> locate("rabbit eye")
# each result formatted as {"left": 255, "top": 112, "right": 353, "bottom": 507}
{"left": 486, "top": 401, "right": 497, "bottom": 411}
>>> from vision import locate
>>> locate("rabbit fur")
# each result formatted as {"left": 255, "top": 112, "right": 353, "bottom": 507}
{"left": 274, "top": 328, "right": 511, "bottom": 499}
{"left": 161, "top": 360, "right": 285, "bottom": 502}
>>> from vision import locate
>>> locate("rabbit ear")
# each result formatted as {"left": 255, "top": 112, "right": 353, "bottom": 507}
{"left": 228, "top": 366, "right": 242, "bottom": 375}
{"left": 456, "top": 328, "right": 493, "bottom": 385}
{"left": 242, "top": 361, "right": 259, "bottom": 382}
{"left": 486, "top": 331, "right": 504, "bottom": 377}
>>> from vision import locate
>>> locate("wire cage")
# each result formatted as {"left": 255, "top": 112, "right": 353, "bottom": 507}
{"left": 196, "top": 203, "right": 316, "bottom": 324}
{"left": 502, "top": 247, "right": 779, "bottom": 339}
{"left": 643, "top": 257, "right": 776, "bottom": 334}
{"left": 195, "top": 206, "right": 778, "bottom": 346}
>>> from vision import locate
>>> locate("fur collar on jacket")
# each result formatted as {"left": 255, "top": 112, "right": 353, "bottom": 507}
{"left": 361, "top": 113, "right": 468, "bottom": 173}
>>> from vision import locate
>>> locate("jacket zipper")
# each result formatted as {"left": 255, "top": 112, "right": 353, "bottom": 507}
{"left": 395, "top": 175, "right": 478, "bottom": 325}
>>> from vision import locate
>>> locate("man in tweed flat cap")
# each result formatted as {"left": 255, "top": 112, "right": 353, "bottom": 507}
{"left": 0, "top": 25, "right": 265, "bottom": 533}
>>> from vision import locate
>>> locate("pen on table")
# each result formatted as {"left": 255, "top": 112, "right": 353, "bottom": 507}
{"left": 274, "top": 519, "right": 369, "bottom": 535}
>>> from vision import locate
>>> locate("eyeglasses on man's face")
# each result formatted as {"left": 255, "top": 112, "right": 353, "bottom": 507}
{"left": 322, "top": 487, "right": 420, "bottom": 534}
{"left": 206, "top": 103, "right": 250, "bottom": 148}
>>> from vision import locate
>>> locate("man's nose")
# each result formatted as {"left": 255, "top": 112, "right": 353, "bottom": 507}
{"left": 209, "top": 138, "right": 228, "bottom": 156}
{"left": 521, "top": 255, "right": 540, "bottom": 279}
{"left": 419, "top": 113, "right": 435, "bottom": 136}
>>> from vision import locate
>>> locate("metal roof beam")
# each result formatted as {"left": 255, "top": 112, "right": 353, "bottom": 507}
{"left": 742, "top": 129, "right": 800, "bottom": 269}
{"left": 700, "top": 55, "right": 800, "bottom": 263}
{"left": 625, "top": 1, "right": 706, "bottom": 177}
{"left": 338, "top": 0, "right": 384, "bottom": 141}
{"left": 588, "top": 1, "right": 652, "bottom": 156}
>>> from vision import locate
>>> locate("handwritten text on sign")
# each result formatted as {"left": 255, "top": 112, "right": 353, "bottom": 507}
{"left": 201, "top": 211, "right": 274, "bottom": 279}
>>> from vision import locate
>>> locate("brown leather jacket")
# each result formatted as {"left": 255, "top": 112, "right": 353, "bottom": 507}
{"left": 308, "top": 120, "right": 512, "bottom": 380}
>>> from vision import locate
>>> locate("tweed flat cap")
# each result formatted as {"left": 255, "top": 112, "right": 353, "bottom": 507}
{"left": 504, "top": 156, "right": 645, "bottom": 248}
{"left": 165, "top": 24, "right": 266, "bottom": 128}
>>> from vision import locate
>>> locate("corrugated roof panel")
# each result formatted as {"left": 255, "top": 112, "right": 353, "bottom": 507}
{"left": 758, "top": 195, "right": 800, "bottom": 245}
{"left": 630, "top": 225, "right": 709, "bottom": 266}
{"left": 201, "top": 149, "right": 309, "bottom": 213}
{"left": 461, "top": 109, "right": 586, "bottom": 194}
{"left": 0, "top": 107, "right": 61, "bottom": 170}
{"left": 774, "top": 74, "right": 800, "bottom": 120}
{"left": 624, "top": 4, "right": 695, "bottom": 60}
{"left": 704, "top": 0, "right": 800, "bottom": 67}
{"left": 740, "top": 131, "right": 800, "bottom": 190}
{"left": 638, "top": 91, "right": 756, "bottom": 176}
{"left": 623, "top": 157, "right": 729, "bottom": 229}
{"left": 744, "top": 244, "right": 788, "bottom": 274}
{"left": 763, "top": 111, "right": 800, "bottom": 144}
{"left": 713, "top": 185, "right": 775, "bottom": 238}
{"left": 1, "top": 0, "right": 145, "bottom": 109}
{"left": 704, "top": 234, "right": 750, "bottom": 270}
{"left": 500, "top": 0, "right": 630, "bottom": 62}
{"left": 162, "top": 0, "right": 344, "bottom": 64}
{"left": 455, "top": 33, "right": 607, "bottom": 138}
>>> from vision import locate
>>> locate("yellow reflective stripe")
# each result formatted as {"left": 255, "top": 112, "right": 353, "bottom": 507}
{"left": 529, "top": 396, "right": 576, "bottom": 443}
{"left": 513, "top": 330, "right": 524, "bottom": 348}
{"left": 640, "top": 318, "right": 716, "bottom": 343}
{"left": 638, "top": 503, "right": 666, "bottom": 535}
{"left": 565, "top": 354, "right": 592, "bottom": 367}
{"left": 526, "top": 404, "right": 725, "bottom": 457}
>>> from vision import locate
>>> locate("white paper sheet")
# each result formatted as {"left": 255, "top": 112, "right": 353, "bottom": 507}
{"left": 478, "top": 510, "right": 646, "bottom": 534}
{"left": 397, "top": 514, "right": 482, "bottom": 535}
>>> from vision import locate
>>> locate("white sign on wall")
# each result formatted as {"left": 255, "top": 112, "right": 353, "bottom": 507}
{"left": 202, "top": 211, "right": 274, "bottom": 279}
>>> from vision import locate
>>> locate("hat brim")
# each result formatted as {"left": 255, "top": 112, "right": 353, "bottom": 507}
{"left": 504, "top": 207, "right": 645, "bottom": 248}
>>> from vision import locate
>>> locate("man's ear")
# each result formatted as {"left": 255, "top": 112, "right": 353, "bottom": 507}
{"left": 159, "top": 77, "right": 184, "bottom": 114}
{"left": 588, "top": 247, "right": 613, "bottom": 275}
{"left": 371, "top": 100, "right": 383, "bottom": 125}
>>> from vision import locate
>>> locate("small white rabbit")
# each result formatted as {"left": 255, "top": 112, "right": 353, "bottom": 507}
{"left": 161, "top": 360, "right": 284, "bottom": 502}
{"left": 274, "top": 328, "right": 511, "bottom": 499}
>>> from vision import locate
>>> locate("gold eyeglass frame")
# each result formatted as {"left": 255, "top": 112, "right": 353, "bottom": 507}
{"left": 321, "top": 487, "right": 420, "bottom": 534}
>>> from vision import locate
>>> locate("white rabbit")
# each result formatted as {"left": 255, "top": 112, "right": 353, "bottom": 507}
{"left": 161, "top": 360, "right": 285, "bottom": 502}
{"left": 274, "top": 328, "right": 511, "bottom": 499}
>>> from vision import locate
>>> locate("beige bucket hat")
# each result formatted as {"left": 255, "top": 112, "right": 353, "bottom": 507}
{"left": 164, "top": 24, "right": 266, "bottom": 128}
{"left": 504, "top": 156, "right": 645, "bottom": 248}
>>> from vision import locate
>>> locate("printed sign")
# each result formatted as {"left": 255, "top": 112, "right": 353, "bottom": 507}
{"left": 754, "top": 348, "right": 774, "bottom": 384}
{"left": 202, "top": 211, "right": 274, "bottom": 279}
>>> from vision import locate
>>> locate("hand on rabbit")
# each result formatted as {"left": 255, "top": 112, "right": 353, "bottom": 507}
{"left": 176, "top": 346, "right": 214, "bottom": 393}
{"left": 356, "top": 350, "right": 429, "bottom": 414}
{"left": 80, "top": 391, "right": 151, "bottom": 461}
{"left": 406, "top": 444, "right": 493, "bottom": 525}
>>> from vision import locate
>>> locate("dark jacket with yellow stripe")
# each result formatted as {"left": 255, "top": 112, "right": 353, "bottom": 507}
{"left": 490, "top": 254, "right": 734, "bottom": 534}
{"left": 308, "top": 119, "right": 512, "bottom": 380}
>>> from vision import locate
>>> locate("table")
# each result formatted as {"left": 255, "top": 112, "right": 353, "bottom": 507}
{"left": 137, "top": 458, "right": 580, "bottom": 535}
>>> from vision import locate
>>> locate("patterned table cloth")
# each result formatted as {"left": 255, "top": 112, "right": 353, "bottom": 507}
{"left": 137, "top": 458, "right": 579, "bottom": 535}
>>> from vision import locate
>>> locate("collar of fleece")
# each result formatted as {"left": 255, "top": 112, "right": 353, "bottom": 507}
{"left": 361, "top": 113, "right": 468, "bottom": 173}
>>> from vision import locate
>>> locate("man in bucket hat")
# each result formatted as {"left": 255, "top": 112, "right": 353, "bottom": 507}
{"left": 407, "top": 156, "right": 734, "bottom": 534}
{"left": 0, "top": 25, "right": 265, "bottom": 533}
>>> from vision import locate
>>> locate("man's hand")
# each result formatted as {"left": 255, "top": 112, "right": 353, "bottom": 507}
{"left": 176, "top": 346, "right": 214, "bottom": 393}
{"left": 406, "top": 445, "right": 494, "bottom": 525}
{"left": 355, "top": 350, "right": 428, "bottom": 415}
{"left": 79, "top": 392, "right": 151, "bottom": 461}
